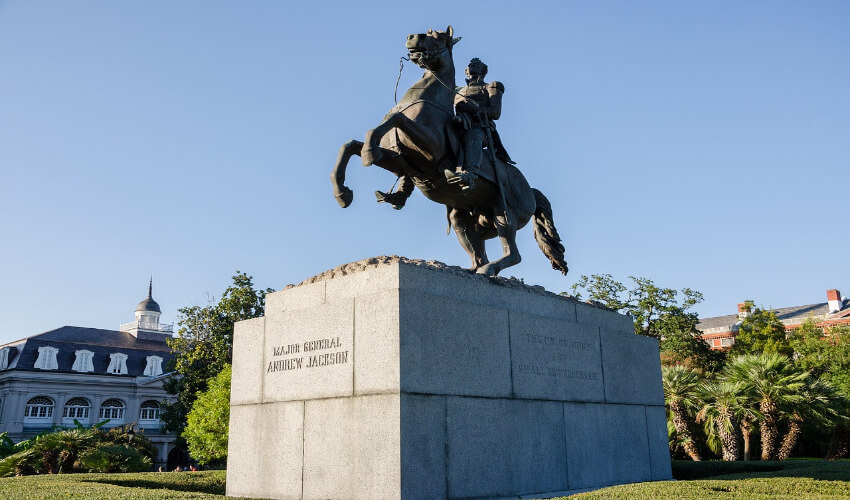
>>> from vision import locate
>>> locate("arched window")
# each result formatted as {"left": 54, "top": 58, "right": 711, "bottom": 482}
{"left": 99, "top": 399, "right": 125, "bottom": 424}
{"left": 23, "top": 396, "right": 54, "bottom": 425}
{"left": 139, "top": 400, "right": 160, "bottom": 420}
{"left": 62, "top": 397, "right": 91, "bottom": 423}
{"left": 139, "top": 400, "right": 161, "bottom": 428}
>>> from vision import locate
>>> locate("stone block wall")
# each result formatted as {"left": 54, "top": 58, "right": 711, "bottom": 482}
{"left": 227, "top": 258, "right": 671, "bottom": 499}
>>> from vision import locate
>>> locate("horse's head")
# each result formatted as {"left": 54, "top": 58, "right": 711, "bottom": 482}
{"left": 406, "top": 25, "right": 461, "bottom": 73}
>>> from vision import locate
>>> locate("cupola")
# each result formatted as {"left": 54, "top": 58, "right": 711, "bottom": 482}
{"left": 119, "top": 279, "right": 173, "bottom": 342}
{"left": 135, "top": 279, "right": 162, "bottom": 325}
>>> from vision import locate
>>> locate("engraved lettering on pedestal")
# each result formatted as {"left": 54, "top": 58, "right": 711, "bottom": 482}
{"left": 266, "top": 336, "right": 349, "bottom": 373}
{"left": 518, "top": 333, "right": 600, "bottom": 381}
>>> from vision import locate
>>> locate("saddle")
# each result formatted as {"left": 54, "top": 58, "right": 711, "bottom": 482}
{"left": 444, "top": 125, "right": 529, "bottom": 212}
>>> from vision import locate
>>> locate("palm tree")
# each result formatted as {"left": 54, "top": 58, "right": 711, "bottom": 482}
{"left": 41, "top": 428, "right": 97, "bottom": 473}
{"left": 0, "top": 428, "right": 98, "bottom": 476}
{"left": 739, "top": 415, "right": 757, "bottom": 461}
{"left": 697, "top": 380, "right": 756, "bottom": 461}
{"left": 777, "top": 378, "right": 840, "bottom": 460}
{"left": 662, "top": 365, "right": 703, "bottom": 461}
{"left": 725, "top": 353, "right": 807, "bottom": 461}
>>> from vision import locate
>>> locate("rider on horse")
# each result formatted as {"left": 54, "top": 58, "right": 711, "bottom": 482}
{"left": 334, "top": 26, "right": 568, "bottom": 277}
{"left": 375, "top": 57, "right": 513, "bottom": 209}
{"left": 445, "top": 57, "right": 514, "bottom": 190}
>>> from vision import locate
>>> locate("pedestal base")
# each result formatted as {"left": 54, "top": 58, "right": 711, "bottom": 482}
{"left": 227, "top": 257, "right": 672, "bottom": 499}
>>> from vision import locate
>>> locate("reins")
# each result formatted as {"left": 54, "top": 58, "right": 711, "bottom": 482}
{"left": 394, "top": 48, "right": 481, "bottom": 110}
{"left": 394, "top": 55, "right": 410, "bottom": 104}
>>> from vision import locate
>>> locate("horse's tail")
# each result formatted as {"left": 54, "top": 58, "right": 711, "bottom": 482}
{"left": 531, "top": 188, "right": 568, "bottom": 275}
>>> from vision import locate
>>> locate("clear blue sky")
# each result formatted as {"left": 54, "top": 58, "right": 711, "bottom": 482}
{"left": 1, "top": 1, "right": 848, "bottom": 344}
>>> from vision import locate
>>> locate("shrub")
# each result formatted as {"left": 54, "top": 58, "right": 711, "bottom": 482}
{"left": 0, "top": 433, "right": 15, "bottom": 460}
{"left": 0, "top": 424, "right": 159, "bottom": 476}
{"left": 101, "top": 425, "right": 158, "bottom": 463}
{"left": 183, "top": 364, "right": 231, "bottom": 465}
{"left": 79, "top": 445, "right": 151, "bottom": 473}
{"left": 0, "top": 447, "right": 43, "bottom": 477}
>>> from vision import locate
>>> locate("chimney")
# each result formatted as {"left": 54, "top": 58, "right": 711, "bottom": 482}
{"left": 737, "top": 301, "right": 752, "bottom": 318}
{"left": 827, "top": 289, "right": 842, "bottom": 314}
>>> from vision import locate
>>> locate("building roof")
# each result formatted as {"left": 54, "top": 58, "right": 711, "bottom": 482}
{"left": 135, "top": 297, "right": 161, "bottom": 313}
{"left": 698, "top": 299, "right": 849, "bottom": 333}
{"left": 696, "top": 313, "right": 740, "bottom": 332}
{"left": 0, "top": 326, "right": 172, "bottom": 377}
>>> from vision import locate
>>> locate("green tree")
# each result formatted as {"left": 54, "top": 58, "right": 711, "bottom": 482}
{"left": 730, "top": 305, "right": 792, "bottom": 357}
{"left": 569, "top": 274, "right": 628, "bottom": 312}
{"left": 790, "top": 321, "right": 850, "bottom": 391}
{"left": 656, "top": 313, "right": 725, "bottom": 372}
{"left": 570, "top": 274, "right": 722, "bottom": 371}
{"left": 789, "top": 321, "right": 850, "bottom": 459}
{"left": 725, "top": 353, "right": 807, "bottom": 460}
{"left": 184, "top": 365, "right": 231, "bottom": 465}
{"left": 161, "top": 272, "right": 271, "bottom": 435}
{"left": 662, "top": 365, "right": 703, "bottom": 461}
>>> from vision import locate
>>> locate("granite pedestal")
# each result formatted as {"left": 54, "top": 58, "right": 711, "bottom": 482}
{"left": 227, "top": 257, "right": 672, "bottom": 499}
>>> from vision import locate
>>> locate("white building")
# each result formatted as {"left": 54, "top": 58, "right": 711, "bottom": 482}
{"left": 0, "top": 282, "right": 180, "bottom": 468}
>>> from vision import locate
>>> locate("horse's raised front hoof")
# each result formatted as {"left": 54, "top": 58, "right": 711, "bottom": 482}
{"left": 334, "top": 186, "right": 354, "bottom": 208}
{"left": 361, "top": 147, "right": 382, "bottom": 166}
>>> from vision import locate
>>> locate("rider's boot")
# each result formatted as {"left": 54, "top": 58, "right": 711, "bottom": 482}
{"left": 375, "top": 176, "right": 413, "bottom": 210}
{"left": 444, "top": 165, "right": 478, "bottom": 191}
{"left": 445, "top": 133, "right": 483, "bottom": 191}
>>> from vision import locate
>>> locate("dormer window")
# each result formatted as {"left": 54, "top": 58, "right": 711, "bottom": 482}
{"left": 72, "top": 350, "right": 95, "bottom": 373}
{"left": 33, "top": 346, "right": 59, "bottom": 370}
{"left": 106, "top": 353, "right": 128, "bottom": 375}
{"left": 0, "top": 347, "right": 11, "bottom": 370}
{"left": 143, "top": 355, "right": 163, "bottom": 377}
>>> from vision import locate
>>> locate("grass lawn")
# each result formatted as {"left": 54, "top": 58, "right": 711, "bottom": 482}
{"left": 0, "top": 460, "right": 846, "bottom": 498}
{"left": 565, "top": 459, "right": 850, "bottom": 499}
{"left": 0, "top": 470, "right": 227, "bottom": 499}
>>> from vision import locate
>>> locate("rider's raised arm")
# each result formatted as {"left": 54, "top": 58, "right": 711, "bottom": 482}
{"left": 486, "top": 81, "right": 505, "bottom": 120}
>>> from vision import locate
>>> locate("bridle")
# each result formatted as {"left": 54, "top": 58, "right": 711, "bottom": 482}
{"left": 394, "top": 44, "right": 481, "bottom": 110}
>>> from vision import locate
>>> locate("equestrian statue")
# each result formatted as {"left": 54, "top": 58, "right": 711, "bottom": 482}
{"left": 331, "top": 26, "right": 568, "bottom": 278}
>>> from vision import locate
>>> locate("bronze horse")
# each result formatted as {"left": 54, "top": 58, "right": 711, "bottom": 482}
{"left": 331, "top": 26, "right": 568, "bottom": 277}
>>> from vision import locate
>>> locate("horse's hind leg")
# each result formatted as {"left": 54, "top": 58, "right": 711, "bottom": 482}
{"left": 331, "top": 140, "right": 363, "bottom": 207}
{"left": 476, "top": 208, "right": 521, "bottom": 277}
{"left": 450, "top": 208, "right": 489, "bottom": 272}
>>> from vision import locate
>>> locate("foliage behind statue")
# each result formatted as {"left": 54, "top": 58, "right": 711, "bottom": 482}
{"left": 569, "top": 273, "right": 724, "bottom": 371}
{"left": 0, "top": 424, "right": 156, "bottom": 476}
{"left": 161, "top": 272, "right": 272, "bottom": 437}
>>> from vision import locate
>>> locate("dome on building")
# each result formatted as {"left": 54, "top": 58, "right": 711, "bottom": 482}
{"left": 135, "top": 280, "right": 161, "bottom": 313}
